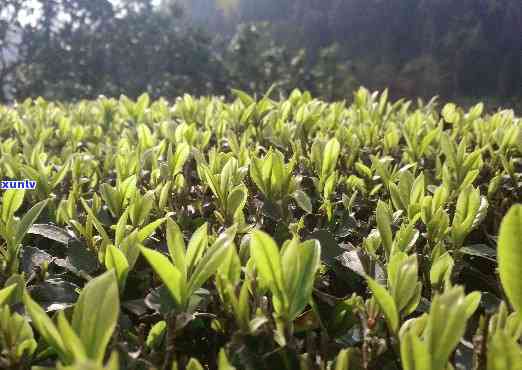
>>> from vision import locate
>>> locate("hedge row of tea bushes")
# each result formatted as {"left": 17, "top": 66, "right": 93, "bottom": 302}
{"left": 0, "top": 88, "right": 521, "bottom": 370}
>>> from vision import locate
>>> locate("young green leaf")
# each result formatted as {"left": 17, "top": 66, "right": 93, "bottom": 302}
{"left": 497, "top": 204, "right": 522, "bottom": 314}
{"left": 376, "top": 201, "right": 393, "bottom": 258}
{"left": 146, "top": 320, "right": 167, "bottom": 350}
{"left": 136, "top": 218, "right": 166, "bottom": 242}
{"left": 426, "top": 286, "right": 474, "bottom": 370}
{"left": 250, "top": 230, "right": 285, "bottom": 301}
{"left": 217, "top": 348, "right": 236, "bottom": 370}
{"left": 334, "top": 348, "right": 353, "bottom": 370}
{"left": 227, "top": 185, "right": 248, "bottom": 221}
{"left": 366, "top": 276, "right": 399, "bottom": 332}
{"left": 166, "top": 218, "right": 187, "bottom": 278}
{"left": 185, "top": 223, "right": 209, "bottom": 272}
{"left": 1, "top": 189, "right": 25, "bottom": 223}
{"left": 282, "top": 239, "right": 321, "bottom": 320}
{"left": 0, "top": 284, "right": 17, "bottom": 306}
{"left": 140, "top": 247, "right": 185, "bottom": 306}
{"left": 322, "top": 138, "right": 340, "bottom": 180}
{"left": 14, "top": 199, "right": 49, "bottom": 246}
{"left": 187, "top": 225, "right": 236, "bottom": 295}
{"left": 105, "top": 245, "right": 130, "bottom": 292}
{"left": 57, "top": 311, "right": 87, "bottom": 363}
{"left": 400, "top": 329, "right": 431, "bottom": 370}
{"left": 71, "top": 270, "right": 120, "bottom": 363}
{"left": 23, "top": 290, "right": 69, "bottom": 363}
{"left": 186, "top": 358, "right": 204, "bottom": 370}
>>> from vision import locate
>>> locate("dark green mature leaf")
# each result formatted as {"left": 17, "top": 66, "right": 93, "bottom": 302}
{"left": 21, "top": 246, "right": 53, "bottom": 275}
{"left": 460, "top": 244, "right": 496, "bottom": 262}
{"left": 309, "top": 229, "right": 342, "bottom": 266}
{"left": 28, "top": 224, "right": 74, "bottom": 245}
{"left": 292, "top": 190, "right": 313, "bottom": 214}
{"left": 66, "top": 240, "right": 99, "bottom": 274}
{"left": 144, "top": 286, "right": 177, "bottom": 314}
{"left": 29, "top": 278, "right": 79, "bottom": 312}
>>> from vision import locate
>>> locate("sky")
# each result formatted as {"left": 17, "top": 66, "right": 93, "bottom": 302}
{"left": 17, "top": 0, "right": 162, "bottom": 26}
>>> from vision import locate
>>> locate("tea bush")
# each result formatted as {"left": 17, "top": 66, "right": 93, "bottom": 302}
{"left": 0, "top": 88, "right": 521, "bottom": 369}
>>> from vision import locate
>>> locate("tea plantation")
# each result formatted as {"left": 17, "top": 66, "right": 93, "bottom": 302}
{"left": 0, "top": 88, "right": 521, "bottom": 369}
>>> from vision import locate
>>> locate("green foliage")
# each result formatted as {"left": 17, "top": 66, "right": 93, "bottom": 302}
{"left": 0, "top": 90, "right": 520, "bottom": 369}
{"left": 0, "top": 189, "right": 48, "bottom": 275}
{"left": 0, "top": 305, "right": 37, "bottom": 367}
{"left": 497, "top": 205, "right": 522, "bottom": 315}
{"left": 400, "top": 286, "right": 480, "bottom": 370}
{"left": 250, "top": 230, "right": 321, "bottom": 339}
{"left": 141, "top": 223, "right": 237, "bottom": 311}
{"left": 23, "top": 270, "right": 119, "bottom": 366}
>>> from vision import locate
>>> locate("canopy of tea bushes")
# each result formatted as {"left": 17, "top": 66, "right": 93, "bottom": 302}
{"left": 0, "top": 88, "right": 521, "bottom": 369}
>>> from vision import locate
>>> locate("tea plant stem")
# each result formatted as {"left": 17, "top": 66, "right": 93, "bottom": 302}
{"left": 423, "top": 255, "right": 432, "bottom": 298}
{"left": 163, "top": 313, "right": 177, "bottom": 370}
{"left": 284, "top": 321, "right": 296, "bottom": 350}
{"left": 359, "top": 313, "right": 371, "bottom": 370}
{"left": 419, "top": 242, "right": 432, "bottom": 298}
{"left": 385, "top": 325, "right": 401, "bottom": 370}
{"left": 472, "top": 314, "right": 490, "bottom": 370}
{"left": 281, "top": 349, "right": 293, "bottom": 370}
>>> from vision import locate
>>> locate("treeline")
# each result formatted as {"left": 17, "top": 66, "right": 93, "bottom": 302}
{"left": 0, "top": 0, "right": 521, "bottom": 106}
{"left": 196, "top": 0, "right": 522, "bottom": 101}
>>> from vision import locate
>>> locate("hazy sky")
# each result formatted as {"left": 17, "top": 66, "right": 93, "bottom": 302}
{"left": 18, "top": 0, "right": 162, "bottom": 25}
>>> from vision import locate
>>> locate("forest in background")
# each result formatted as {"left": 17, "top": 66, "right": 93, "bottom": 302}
{"left": 1, "top": 0, "right": 521, "bottom": 110}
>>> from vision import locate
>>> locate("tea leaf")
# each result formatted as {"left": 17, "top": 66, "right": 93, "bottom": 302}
{"left": 250, "top": 230, "right": 285, "bottom": 301}
{"left": 71, "top": 270, "right": 120, "bottom": 363}
{"left": 14, "top": 199, "right": 49, "bottom": 246}
{"left": 367, "top": 276, "right": 399, "bottom": 332}
{"left": 1, "top": 189, "right": 25, "bottom": 223}
{"left": 497, "top": 204, "right": 522, "bottom": 314}
{"left": 141, "top": 247, "right": 184, "bottom": 306}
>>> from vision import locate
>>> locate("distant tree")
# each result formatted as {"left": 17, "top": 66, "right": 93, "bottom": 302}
{"left": 14, "top": 0, "right": 226, "bottom": 100}
{"left": 0, "top": 0, "right": 27, "bottom": 102}
{"left": 3, "top": 0, "right": 521, "bottom": 104}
